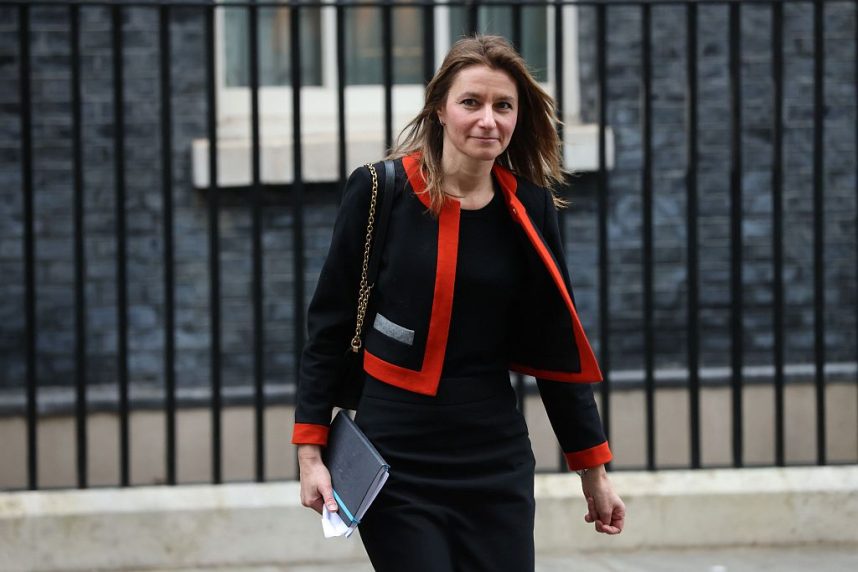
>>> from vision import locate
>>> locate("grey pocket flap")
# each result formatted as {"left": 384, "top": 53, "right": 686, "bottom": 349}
{"left": 373, "top": 313, "right": 415, "bottom": 346}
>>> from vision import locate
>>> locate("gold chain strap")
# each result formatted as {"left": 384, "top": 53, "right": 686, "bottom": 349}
{"left": 350, "top": 163, "right": 379, "bottom": 353}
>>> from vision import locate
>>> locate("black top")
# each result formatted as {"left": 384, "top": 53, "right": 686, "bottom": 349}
{"left": 441, "top": 187, "right": 528, "bottom": 380}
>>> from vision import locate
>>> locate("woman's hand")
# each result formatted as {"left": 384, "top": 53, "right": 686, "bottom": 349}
{"left": 579, "top": 465, "right": 625, "bottom": 535}
{"left": 297, "top": 444, "right": 339, "bottom": 515}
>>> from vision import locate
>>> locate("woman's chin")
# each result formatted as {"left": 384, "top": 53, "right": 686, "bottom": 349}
{"left": 464, "top": 147, "right": 504, "bottom": 163}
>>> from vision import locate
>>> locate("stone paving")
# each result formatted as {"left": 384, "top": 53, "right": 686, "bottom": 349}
{"left": 140, "top": 544, "right": 858, "bottom": 572}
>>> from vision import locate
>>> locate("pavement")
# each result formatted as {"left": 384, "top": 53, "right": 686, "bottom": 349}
{"left": 135, "top": 544, "right": 858, "bottom": 572}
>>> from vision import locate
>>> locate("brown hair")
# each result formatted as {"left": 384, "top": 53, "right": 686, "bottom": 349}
{"left": 389, "top": 34, "right": 565, "bottom": 215}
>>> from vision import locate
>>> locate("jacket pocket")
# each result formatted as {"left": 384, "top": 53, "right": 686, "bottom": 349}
{"left": 372, "top": 313, "right": 415, "bottom": 346}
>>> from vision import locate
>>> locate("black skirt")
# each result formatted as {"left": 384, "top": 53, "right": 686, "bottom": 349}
{"left": 355, "top": 372, "right": 536, "bottom": 572}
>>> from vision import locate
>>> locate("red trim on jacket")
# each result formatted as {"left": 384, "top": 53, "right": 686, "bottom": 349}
{"left": 564, "top": 441, "right": 613, "bottom": 471}
{"left": 363, "top": 154, "right": 460, "bottom": 396}
{"left": 497, "top": 173, "right": 603, "bottom": 383}
{"left": 291, "top": 422, "right": 330, "bottom": 446}
{"left": 404, "top": 153, "right": 432, "bottom": 208}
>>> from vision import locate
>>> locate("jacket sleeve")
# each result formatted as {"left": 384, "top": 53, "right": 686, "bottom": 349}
{"left": 536, "top": 186, "right": 612, "bottom": 470}
{"left": 292, "top": 167, "right": 373, "bottom": 446}
{"left": 536, "top": 379, "right": 612, "bottom": 470}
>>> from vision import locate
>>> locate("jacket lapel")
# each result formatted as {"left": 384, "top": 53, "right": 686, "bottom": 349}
{"left": 493, "top": 163, "right": 602, "bottom": 382}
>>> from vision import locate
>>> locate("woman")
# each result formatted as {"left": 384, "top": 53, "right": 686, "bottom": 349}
{"left": 294, "top": 35, "right": 624, "bottom": 571}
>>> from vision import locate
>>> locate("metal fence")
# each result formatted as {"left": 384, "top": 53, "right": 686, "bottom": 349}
{"left": 3, "top": 0, "right": 857, "bottom": 490}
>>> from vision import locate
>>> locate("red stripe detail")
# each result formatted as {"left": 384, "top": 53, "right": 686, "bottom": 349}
{"left": 364, "top": 156, "right": 460, "bottom": 395}
{"left": 291, "top": 423, "right": 330, "bottom": 446}
{"left": 564, "top": 441, "right": 613, "bottom": 471}
{"left": 491, "top": 162, "right": 518, "bottom": 195}
{"left": 497, "top": 175, "right": 602, "bottom": 383}
{"left": 403, "top": 153, "right": 431, "bottom": 208}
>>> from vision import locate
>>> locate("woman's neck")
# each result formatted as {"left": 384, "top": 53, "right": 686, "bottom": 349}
{"left": 440, "top": 154, "right": 494, "bottom": 200}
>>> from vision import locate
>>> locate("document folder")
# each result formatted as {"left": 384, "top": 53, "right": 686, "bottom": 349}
{"left": 323, "top": 410, "right": 390, "bottom": 531}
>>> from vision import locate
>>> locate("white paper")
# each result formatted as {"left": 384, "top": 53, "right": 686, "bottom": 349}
{"left": 321, "top": 505, "right": 357, "bottom": 538}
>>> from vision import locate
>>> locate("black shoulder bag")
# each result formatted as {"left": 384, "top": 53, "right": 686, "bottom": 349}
{"left": 332, "top": 160, "right": 396, "bottom": 410}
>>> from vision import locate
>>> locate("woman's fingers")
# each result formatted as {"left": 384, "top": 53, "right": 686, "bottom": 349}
{"left": 305, "top": 487, "right": 338, "bottom": 515}
{"left": 610, "top": 504, "right": 626, "bottom": 533}
{"left": 299, "top": 462, "right": 338, "bottom": 515}
{"left": 580, "top": 469, "right": 626, "bottom": 535}
{"left": 596, "top": 497, "right": 614, "bottom": 531}
{"left": 584, "top": 496, "right": 596, "bottom": 523}
{"left": 301, "top": 485, "right": 324, "bottom": 515}
{"left": 594, "top": 498, "right": 625, "bottom": 535}
{"left": 595, "top": 519, "right": 622, "bottom": 534}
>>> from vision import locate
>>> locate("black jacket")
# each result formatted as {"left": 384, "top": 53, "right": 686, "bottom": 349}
{"left": 293, "top": 154, "right": 612, "bottom": 470}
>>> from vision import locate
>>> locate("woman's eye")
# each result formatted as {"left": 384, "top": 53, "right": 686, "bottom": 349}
{"left": 497, "top": 102, "right": 513, "bottom": 110}
{"left": 461, "top": 98, "right": 477, "bottom": 107}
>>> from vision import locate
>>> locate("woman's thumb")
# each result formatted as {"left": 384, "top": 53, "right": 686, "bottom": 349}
{"left": 321, "top": 485, "right": 339, "bottom": 512}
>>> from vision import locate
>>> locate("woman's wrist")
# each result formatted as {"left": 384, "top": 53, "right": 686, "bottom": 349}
{"left": 579, "top": 464, "right": 608, "bottom": 480}
{"left": 297, "top": 444, "right": 324, "bottom": 464}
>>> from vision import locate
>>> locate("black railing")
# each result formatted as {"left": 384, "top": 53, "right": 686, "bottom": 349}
{"left": 204, "top": 2, "right": 222, "bottom": 486}
{"left": 1, "top": 0, "right": 856, "bottom": 490}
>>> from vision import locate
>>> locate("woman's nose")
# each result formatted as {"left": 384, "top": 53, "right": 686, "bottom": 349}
{"left": 478, "top": 105, "right": 496, "bottom": 128}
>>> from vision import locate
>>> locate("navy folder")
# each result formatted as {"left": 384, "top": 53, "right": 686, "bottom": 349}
{"left": 323, "top": 410, "right": 390, "bottom": 528}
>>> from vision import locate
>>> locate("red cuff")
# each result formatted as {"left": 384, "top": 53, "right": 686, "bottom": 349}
{"left": 564, "top": 441, "right": 612, "bottom": 471}
{"left": 291, "top": 423, "right": 330, "bottom": 446}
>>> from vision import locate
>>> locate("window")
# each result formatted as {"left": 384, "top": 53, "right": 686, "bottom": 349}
{"left": 220, "top": 2, "right": 551, "bottom": 89}
{"left": 223, "top": 1, "right": 324, "bottom": 87}
{"left": 344, "top": 2, "right": 425, "bottom": 85}
{"left": 342, "top": 2, "right": 549, "bottom": 86}
{"left": 448, "top": 4, "right": 548, "bottom": 82}
{"left": 197, "top": 3, "right": 609, "bottom": 187}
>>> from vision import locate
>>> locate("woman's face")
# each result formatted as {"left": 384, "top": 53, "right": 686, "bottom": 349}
{"left": 437, "top": 64, "right": 518, "bottom": 165}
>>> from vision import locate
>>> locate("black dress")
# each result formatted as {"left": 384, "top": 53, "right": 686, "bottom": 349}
{"left": 355, "top": 189, "right": 536, "bottom": 572}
